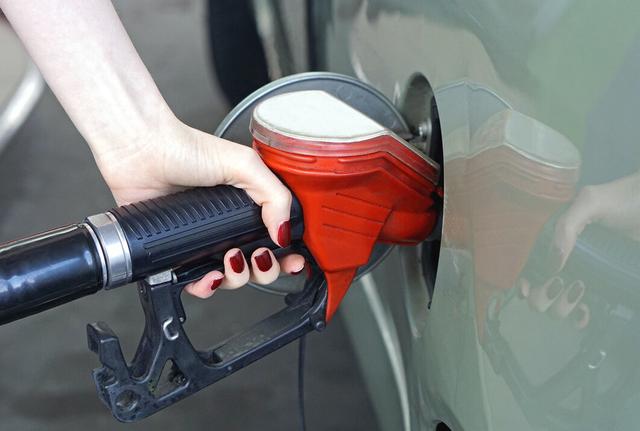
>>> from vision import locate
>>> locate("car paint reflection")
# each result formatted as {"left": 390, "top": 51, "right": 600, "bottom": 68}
{"left": 318, "top": 1, "right": 640, "bottom": 429}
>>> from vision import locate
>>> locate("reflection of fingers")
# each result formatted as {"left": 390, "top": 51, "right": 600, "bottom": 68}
{"left": 550, "top": 280, "right": 585, "bottom": 319}
{"left": 184, "top": 270, "right": 224, "bottom": 298}
{"left": 249, "top": 248, "right": 280, "bottom": 285}
{"left": 553, "top": 186, "right": 603, "bottom": 270}
{"left": 572, "top": 303, "right": 590, "bottom": 330}
{"left": 517, "top": 278, "right": 530, "bottom": 299}
{"left": 278, "top": 254, "right": 305, "bottom": 275}
{"left": 527, "top": 276, "right": 564, "bottom": 312}
{"left": 220, "top": 249, "right": 249, "bottom": 290}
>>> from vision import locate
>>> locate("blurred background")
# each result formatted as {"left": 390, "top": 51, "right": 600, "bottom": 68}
{"left": 0, "top": 1, "right": 379, "bottom": 429}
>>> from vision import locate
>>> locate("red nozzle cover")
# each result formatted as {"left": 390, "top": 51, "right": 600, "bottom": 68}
{"left": 251, "top": 91, "right": 439, "bottom": 320}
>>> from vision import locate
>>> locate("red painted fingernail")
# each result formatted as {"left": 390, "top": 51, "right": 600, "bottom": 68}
{"left": 277, "top": 220, "right": 291, "bottom": 248}
{"left": 254, "top": 250, "right": 273, "bottom": 272}
{"left": 210, "top": 278, "right": 223, "bottom": 291}
{"left": 230, "top": 251, "right": 245, "bottom": 273}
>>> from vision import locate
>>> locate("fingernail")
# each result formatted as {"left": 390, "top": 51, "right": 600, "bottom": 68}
{"left": 210, "top": 278, "right": 223, "bottom": 291}
{"left": 567, "top": 280, "right": 585, "bottom": 304}
{"left": 230, "top": 250, "right": 245, "bottom": 273}
{"left": 545, "top": 278, "right": 563, "bottom": 300}
{"left": 254, "top": 250, "right": 273, "bottom": 272}
{"left": 277, "top": 220, "right": 291, "bottom": 248}
{"left": 291, "top": 263, "right": 305, "bottom": 275}
{"left": 517, "top": 279, "right": 530, "bottom": 299}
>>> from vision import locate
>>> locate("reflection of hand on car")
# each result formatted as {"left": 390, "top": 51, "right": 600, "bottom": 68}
{"left": 518, "top": 277, "right": 589, "bottom": 329}
{"left": 552, "top": 172, "right": 640, "bottom": 271}
{"left": 519, "top": 171, "right": 640, "bottom": 329}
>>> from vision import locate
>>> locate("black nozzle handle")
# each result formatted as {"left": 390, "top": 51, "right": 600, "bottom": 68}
{"left": 0, "top": 185, "right": 302, "bottom": 325}
{"left": 107, "top": 185, "right": 303, "bottom": 285}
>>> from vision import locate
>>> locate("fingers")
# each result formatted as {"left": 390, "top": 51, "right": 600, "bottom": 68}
{"left": 249, "top": 248, "right": 280, "bottom": 285}
{"left": 527, "top": 276, "right": 564, "bottom": 312}
{"left": 517, "top": 278, "right": 530, "bottom": 299}
{"left": 279, "top": 253, "right": 306, "bottom": 275}
{"left": 572, "top": 303, "right": 590, "bottom": 330}
{"left": 162, "top": 132, "right": 294, "bottom": 247}
{"left": 550, "top": 280, "right": 585, "bottom": 319}
{"left": 184, "top": 270, "right": 224, "bottom": 299}
{"left": 553, "top": 186, "right": 604, "bottom": 271}
{"left": 220, "top": 142, "right": 292, "bottom": 247}
{"left": 220, "top": 249, "right": 250, "bottom": 289}
{"left": 183, "top": 248, "right": 308, "bottom": 299}
{"left": 519, "top": 276, "right": 590, "bottom": 329}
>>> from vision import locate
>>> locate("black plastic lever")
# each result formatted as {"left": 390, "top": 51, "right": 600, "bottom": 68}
{"left": 87, "top": 267, "right": 327, "bottom": 422}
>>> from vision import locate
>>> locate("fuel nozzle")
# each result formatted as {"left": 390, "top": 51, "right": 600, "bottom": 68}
{"left": 0, "top": 187, "right": 304, "bottom": 325}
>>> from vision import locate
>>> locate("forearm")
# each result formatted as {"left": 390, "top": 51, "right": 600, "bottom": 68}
{"left": 0, "top": 0, "right": 176, "bottom": 162}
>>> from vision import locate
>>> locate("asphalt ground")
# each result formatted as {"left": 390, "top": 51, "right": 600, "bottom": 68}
{"left": 0, "top": 1, "right": 379, "bottom": 430}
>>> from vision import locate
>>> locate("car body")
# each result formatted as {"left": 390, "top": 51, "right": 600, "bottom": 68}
{"left": 302, "top": 1, "right": 640, "bottom": 430}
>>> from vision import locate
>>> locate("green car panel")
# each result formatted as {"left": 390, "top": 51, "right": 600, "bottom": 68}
{"left": 312, "top": 1, "right": 640, "bottom": 430}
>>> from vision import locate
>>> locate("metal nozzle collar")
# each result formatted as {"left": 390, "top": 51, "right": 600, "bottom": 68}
{"left": 86, "top": 212, "right": 132, "bottom": 289}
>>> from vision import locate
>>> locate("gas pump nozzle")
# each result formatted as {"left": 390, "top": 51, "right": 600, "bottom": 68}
{"left": 0, "top": 83, "right": 440, "bottom": 421}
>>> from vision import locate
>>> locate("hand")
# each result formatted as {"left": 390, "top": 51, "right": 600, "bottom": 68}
{"left": 0, "top": 0, "right": 305, "bottom": 297}
{"left": 552, "top": 172, "right": 640, "bottom": 270}
{"left": 518, "top": 276, "right": 589, "bottom": 329}
{"left": 518, "top": 171, "right": 640, "bottom": 329}
{"left": 94, "top": 116, "right": 306, "bottom": 298}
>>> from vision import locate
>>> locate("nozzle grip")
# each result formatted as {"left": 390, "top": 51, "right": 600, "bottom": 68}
{"left": 110, "top": 186, "right": 302, "bottom": 281}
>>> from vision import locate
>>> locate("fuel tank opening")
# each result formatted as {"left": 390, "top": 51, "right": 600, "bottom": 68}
{"left": 398, "top": 72, "right": 443, "bottom": 301}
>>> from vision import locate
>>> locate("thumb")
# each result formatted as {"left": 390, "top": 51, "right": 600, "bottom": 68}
{"left": 220, "top": 141, "right": 292, "bottom": 247}
{"left": 553, "top": 185, "right": 604, "bottom": 270}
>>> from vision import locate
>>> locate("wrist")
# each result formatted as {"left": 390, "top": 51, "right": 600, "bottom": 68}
{"left": 92, "top": 109, "right": 190, "bottom": 193}
{"left": 88, "top": 101, "right": 179, "bottom": 161}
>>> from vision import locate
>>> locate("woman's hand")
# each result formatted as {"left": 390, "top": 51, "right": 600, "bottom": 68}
{"left": 518, "top": 171, "right": 640, "bottom": 330}
{"left": 552, "top": 172, "right": 640, "bottom": 270}
{"left": 0, "top": 0, "right": 305, "bottom": 298}
{"left": 94, "top": 116, "right": 306, "bottom": 298}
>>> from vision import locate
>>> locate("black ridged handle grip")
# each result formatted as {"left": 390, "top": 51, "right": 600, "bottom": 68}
{"left": 110, "top": 186, "right": 302, "bottom": 280}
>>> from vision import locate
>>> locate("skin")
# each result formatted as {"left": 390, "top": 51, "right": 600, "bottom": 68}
{"left": 0, "top": 0, "right": 305, "bottom": 298}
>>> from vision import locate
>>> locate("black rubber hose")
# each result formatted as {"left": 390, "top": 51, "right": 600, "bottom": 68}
{"left": 0, "top": 224, "right": 104, "bottom": 325}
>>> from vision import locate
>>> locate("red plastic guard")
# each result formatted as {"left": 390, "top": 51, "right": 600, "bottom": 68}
{"left": 251, "top": 91, "right": 440, "bottom": 320}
